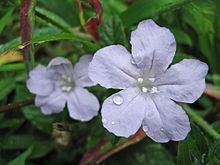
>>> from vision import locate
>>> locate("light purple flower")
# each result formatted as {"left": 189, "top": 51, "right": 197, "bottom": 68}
{"left": 89, "top": 19, "right": 208, "bottom": 143}
{"left": 26, "top": 55, "right": 100, "bottom": 121}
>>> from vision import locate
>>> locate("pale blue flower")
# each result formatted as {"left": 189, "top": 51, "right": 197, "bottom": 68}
{"left": 27, "top": 55, "right": 100, "bottom": 121}
{"left": 89, "top": 19, "right": 208, "bottom": 142}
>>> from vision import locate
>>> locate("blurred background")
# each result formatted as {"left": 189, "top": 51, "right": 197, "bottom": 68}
{"left": 0, "top": 0, "right": 220, "bottom": 164}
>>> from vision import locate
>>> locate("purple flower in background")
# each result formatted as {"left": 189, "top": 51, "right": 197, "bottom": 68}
{"left": 27, "top": 55, "right": 100, "bottom": 121}
{"left": 89, "top": 19, "right": 208, "bottom": 143}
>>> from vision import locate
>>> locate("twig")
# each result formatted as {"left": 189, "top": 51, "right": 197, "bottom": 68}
{"left": 79, "top": 137, "right": 109, "bottom": 165}
{"left": 80, "top": 129, "right": 146, "bottom": 164}
{"left": 0, "top": 99, "right": 34, "bottom": 112}
{"left": 95, "top": 129, "right": 146, "bottom": 164}
{"left": 204, "top": 86, "right": 220, "bottom": 100}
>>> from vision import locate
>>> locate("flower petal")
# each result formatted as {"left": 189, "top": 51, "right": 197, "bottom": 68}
{"left": 47, "top": 57, "right": 74, "bottom": 76}
{"left": 26, "top": 65, "right": 54, "bottom": 96}
{"left": 89, "top": 45, "right": 141, "bottom": 89}
{"left": 73, "top": 55, "right": 96, "bottom": 87}
{"left": 35, "top": 89, "right": 66, "bottom": 114}
{"left": 130, "top": 19, "right": 176, "bottom": 75}
{"left": 101, "top": 88, "right": 145, "bottom": 138}
{"left": 156, "top": 59, "right": 208, "bottom": 103}
{"left": 67, "top": 87, "right": 100, "bottom": 121}
{"left": 142, "top": 95, "right": 190, "bottom": 143}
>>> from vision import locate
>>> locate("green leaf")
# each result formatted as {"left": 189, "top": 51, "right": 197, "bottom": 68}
{"left": 99, "top": 15, "right": 128, "bottom": 47}
{"left": 120, "top": 0, "right": 192, "bottom": 27}
{"left": 0, "top": 118, "right": 25, "bottom": 129}
{"left": 0, "top": 78, "right": 15, "bottom": 100}
{"left": 107, "top": 141, "right": 174, "bottom": 165}
{"left": 0, "top": 7, "right": 14, "bottom": 33}
{"left": 172, "top": 28, "right": 193, "bottom": 46}
{"left": 0, "top": 32, "right": 100, "bottom": 55}
{"left": 30, "top": 140, "right": 54, "bottom": 159}
{"left": 207, "top": 140, "right": 220, "bottom": 164}
{"left": 182, "top": 1, "right": 219, "bottom": 73}
{"left": 8, "top": 146, "right": 33, "bottom": 165}
{"left": 0, "top": 63, "right": 25, "bottom": 72}
{"left": 35, "top": 6, "right": 72, "bottom": 32}
{"left": 177, "top": 124, "right": 208, "bottom": 165}
{"left": 16, "top": 85, "right": 55, "bottom": 134}
{"left": 22, "top": 106, "right": 55, "bottom": 133}
{"left": 0, "top": 134, "right": 37, "bottom": 150}
{"left": 38, "top": 0, "right": 80, "bottom": 26}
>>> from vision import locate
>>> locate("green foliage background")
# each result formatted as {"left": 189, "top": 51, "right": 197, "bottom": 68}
{"left": 0, "top": 0, "right": 220, "bottom": 164}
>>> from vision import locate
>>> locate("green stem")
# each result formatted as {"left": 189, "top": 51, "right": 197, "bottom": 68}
{"left": 0, "top": 63, "right": 25, "bottom": 72}
{"left": 183, "top": 104, "right": 220, "bottom": 140}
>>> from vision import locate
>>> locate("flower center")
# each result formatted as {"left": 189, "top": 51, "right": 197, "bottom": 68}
{"left": 60, "top": 74, "right": 74, "bottom": 92}
{"left": 137, "top": 77, "right": 160, "bottom": 94}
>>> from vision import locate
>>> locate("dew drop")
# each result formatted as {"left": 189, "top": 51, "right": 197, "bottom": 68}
{"left": 113, "top": 94, "right": 124, "bottom": 105}
{"left": 131, "top": 58, "right": 136, "bottom": 64}
{"left": 111, "top": 121, "right": 115, "bottom": 125}
{"left": 102, "top": 118, "right": 108, "bottom": 124}
{"left": 160, "top": 127, "right": 164, "bottom": 131}
{"left": 142, "top": 87, "right": 148, "bottom": 93}
{"left": 134, "top": 54, "right": 142, "bottom": 64}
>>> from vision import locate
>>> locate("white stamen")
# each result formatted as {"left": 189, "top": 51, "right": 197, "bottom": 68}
{"left": 61, "top": 86, "right": 72, "bottom": 92}
{"left": 61, "top": 86, "right": 67, "bottom": 91}
{"left": 62, "top": 74, "right": 67, "bottom": 79}
{"left": 149, "top": 78, "right": 155, "bottom": 82}
{"left": 137, "top": 78, "right": 144, "bottom": 84}
{"left": 66, "top": 86, "right": 72, "bottom": 92}
{"left": 142, "top": 87, "right": 148, "bottom": 93}
{"left": 150, "top": 87, "right": 160, "bottom": 93}
{"left": 67, "top": 77, "right": 72, "bottom": 82}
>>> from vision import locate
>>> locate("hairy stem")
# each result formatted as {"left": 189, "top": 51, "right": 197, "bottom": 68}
{"left": 20, "top": 0, "right": 36, "bottom": 72}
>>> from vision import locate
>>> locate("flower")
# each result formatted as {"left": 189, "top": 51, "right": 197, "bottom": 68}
{"left": 89, "top": 19, "right": 208, "bottom": 143}
{"left": 26, "top": 55, "right": 100, "bottom": 121}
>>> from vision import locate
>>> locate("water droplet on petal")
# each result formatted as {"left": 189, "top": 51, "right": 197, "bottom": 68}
{"left": 134, "top": 54, "right": 142, "bottom": 64}
{"left": 111, "top": 121, "right": 115, "bottom": 125}
{"left": 131, "top": 58, "right": 136, "bottom": 64}
{"left": 137, "top": 78, "right": 144, "bottom": 84}
{"left": 142, "top": 87, "right": 148, "bottom": 93}
{"left": 113, "top": 94, "right": 124, "bottom": 105}
{"left": 102, "top": 118, "right": 108, "bottom": 124}
{"left": 160, "top": 127, "right": 164, "bottom": 131}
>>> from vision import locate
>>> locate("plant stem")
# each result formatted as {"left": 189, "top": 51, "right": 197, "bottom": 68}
{"left": 0, "top": 99, "right": 34, "bottom": 112}
{"left": 20, "top": 0, "right": 36, "bottom": 72}
{"left": 183, "top": 104, "right": 220, "bottom": 140}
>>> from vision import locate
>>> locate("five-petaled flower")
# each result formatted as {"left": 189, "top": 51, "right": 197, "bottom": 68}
{"left": 89, "top": 19, "right": 208, "bottom": 142}
{"left": 27, "top": 55, "right": 100, "bottom": 121}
